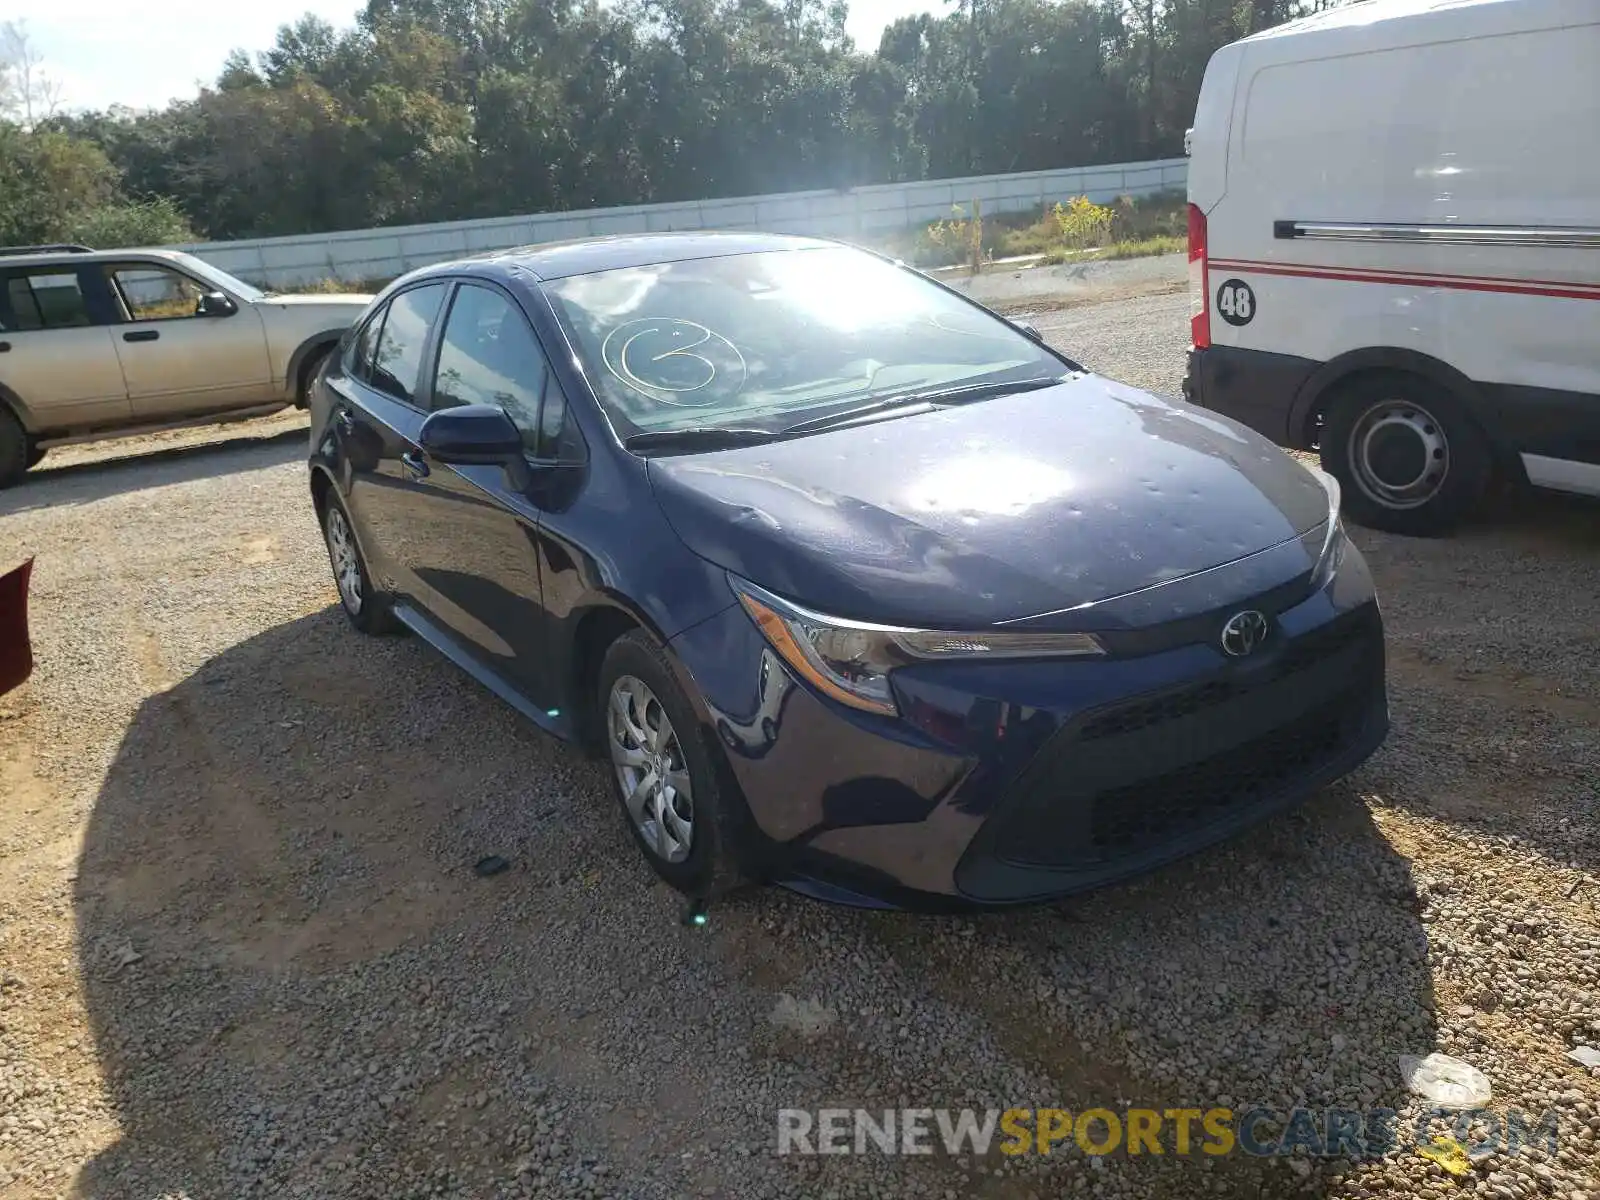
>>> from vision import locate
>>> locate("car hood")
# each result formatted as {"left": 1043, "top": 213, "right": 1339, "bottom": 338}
{"left": 647, "top": 375, "right": 1333, "bottom": 630}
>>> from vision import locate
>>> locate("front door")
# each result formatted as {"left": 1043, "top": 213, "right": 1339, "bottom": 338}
{"left": 0, "top": 265, "right": 130, "bottom": 432}
{"left": 101, "top": 261, "right": 274, "bottom": 419}
{"left": 391, "top": 281, "right": 557, "bottom": 707}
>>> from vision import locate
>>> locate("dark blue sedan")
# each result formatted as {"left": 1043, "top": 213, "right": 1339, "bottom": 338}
{"left": 307, "top": 233, "right": 1388, "bottom": 909}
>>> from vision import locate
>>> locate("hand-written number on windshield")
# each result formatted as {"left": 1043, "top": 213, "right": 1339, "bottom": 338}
{"left": 601, "top": 318, "right": 748, "bottom": 407}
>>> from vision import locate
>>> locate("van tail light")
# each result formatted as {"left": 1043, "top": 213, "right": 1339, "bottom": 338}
{"left": 1187, "top": 202, "right": 1211, "bottom": 349}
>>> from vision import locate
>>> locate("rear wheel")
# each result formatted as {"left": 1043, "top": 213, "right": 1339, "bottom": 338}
{"left": 597, "top": 630, "right": 747, "bottom": 900}
{"left": 320, "top": 492, "right": 399, "bottom": 635}
{"left": 0, "top": 408, "right": 29, "bottom": 489}
{"left": 1321, "top": 373, "right": 1493, "bottom": 537}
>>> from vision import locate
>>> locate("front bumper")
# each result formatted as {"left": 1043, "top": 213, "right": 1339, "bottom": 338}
{"left": 1184, "top": 345, "right": 1321, "bottom": 450}
{"left": 669, "top": 548, "right": 1388, "bottom": 910}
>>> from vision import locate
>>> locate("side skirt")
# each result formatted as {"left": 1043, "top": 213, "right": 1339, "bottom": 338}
{"left": 390, "top": 601, "right": 577, "bottom": 742}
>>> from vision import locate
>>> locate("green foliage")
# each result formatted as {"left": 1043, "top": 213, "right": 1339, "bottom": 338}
{"left": 0, "top": 124, "right": 118, "bottom": 244}
{"left": 897, "top": 191, "right": 1186, "bottom": 269}
{"left": 9, "top": 0, "right": 1323, "bottom": 244}
{"left": 64, "top": 196, "right": 194, "bottom": 248}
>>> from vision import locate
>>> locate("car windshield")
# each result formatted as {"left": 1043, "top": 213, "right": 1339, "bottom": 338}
{"left": 167, "top": 252, "right": 266, "bottom": 303}
{"left": 542, "top": 246, "right": 1067, "bottom": 439}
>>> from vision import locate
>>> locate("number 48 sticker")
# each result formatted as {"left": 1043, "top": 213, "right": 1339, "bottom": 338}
{"left": 1216, "top": 279, "right": 1256, "bottom": 326}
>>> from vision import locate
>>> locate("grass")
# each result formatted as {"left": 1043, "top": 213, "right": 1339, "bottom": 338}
{"left": 877, "top": 190, "right": 1187, "bottom": 270}
{"left": 274, "top": 276, "right": 392, "bottom": 295}
{"left": 1038, "top": 234, "right": 1187, "bottom": 265}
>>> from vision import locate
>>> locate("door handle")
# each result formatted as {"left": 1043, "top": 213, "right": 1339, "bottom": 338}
{"left": 335, "top": 409, "right": 356, "bottom": 436}
{"left": 122, "top": 330, "right": 160, "bottom": 343}
{"left": 401, "top": 450, "right": 430, "bottom": 479}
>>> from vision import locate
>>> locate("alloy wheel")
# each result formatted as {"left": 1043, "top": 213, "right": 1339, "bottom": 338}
{"left": 324, "top": 505, "right": 364, "bottom": 614}
{"left": 607, "top": 674, "right": 694, "bottom": 864}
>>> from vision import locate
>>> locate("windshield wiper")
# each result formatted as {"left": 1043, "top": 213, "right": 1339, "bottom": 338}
{"left": 624, "top": 427, "right": 778, "bottom": 454}
{"left": 779, "top": 375, "right": 1067, "bottom": 436}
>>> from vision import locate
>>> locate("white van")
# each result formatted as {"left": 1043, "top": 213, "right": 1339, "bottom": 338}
{"left": 1182, "top": 0, "right": 1600, "bottom": 535}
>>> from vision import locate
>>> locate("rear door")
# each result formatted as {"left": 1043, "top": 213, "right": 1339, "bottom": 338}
{"left": 330, "top": 282, "right": 451, "bottom": 603}
{"left": 0, "top": 264, "right": 129, "bottom": 433}
{"left": 102, "top": 260, "right": 274, "bottom": 419}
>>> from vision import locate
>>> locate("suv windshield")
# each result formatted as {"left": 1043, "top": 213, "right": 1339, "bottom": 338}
{"left": 542, "top": 246, "right": 1067, "bottom": 440}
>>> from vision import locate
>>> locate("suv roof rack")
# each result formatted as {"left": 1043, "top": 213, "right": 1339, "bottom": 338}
{"left": 0, "top": 244, "right": 95, "bottom": 257}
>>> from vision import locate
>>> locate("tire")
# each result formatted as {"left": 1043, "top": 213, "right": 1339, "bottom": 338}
{"left": 0, "top": 408, "right": 29, "bottom": 489}
{"left": 296, "top": 345, "right": 333, "bottom": 408}
{"left": 597, "top": 630, "right": 748, "bottom": 900}
{"left": 319, "top": 491, "right": 400, "bottom": 635}
{"left": 1320, "top": 373, "right": 1493, "bottom": 537}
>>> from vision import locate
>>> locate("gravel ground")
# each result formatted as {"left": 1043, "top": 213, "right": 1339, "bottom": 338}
{"left": 1, "top": 285, "right": 1597, "bottom": 1200}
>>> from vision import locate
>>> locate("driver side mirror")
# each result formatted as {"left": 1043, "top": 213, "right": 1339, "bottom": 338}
{"left": 196, "top": 290, "right": 237, "bottom": 318}
{"left": 418, "top": 404, "right": 524, "bottom": 465}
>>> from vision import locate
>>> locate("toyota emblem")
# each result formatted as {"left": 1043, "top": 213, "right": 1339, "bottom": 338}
{"left": 1220, "top": 610, "right": 1269, "bottom": 657}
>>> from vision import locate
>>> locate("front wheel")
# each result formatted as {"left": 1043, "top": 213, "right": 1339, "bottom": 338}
{"left": 597, "top": 631, "right": 748, "bottom": 900}
{"left": 1320, "top": 374, "right": 1493, "bottom": 537}
{"left": 0, "top": 409, "right": 30, "bottom": 489}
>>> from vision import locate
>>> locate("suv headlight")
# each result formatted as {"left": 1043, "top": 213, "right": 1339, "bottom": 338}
{"left": 731, "top": 578, "right": 1104, "bottom": 716}
{"left": 1310, "top": 468, "right": 1347, "bottom": 589}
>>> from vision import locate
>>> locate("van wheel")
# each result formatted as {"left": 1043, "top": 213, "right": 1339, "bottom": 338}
{"left": 0, "top": 408, "right": 29, "bottom": 489}
{"left": 1321, "top": 374, "right": 1492, "bottom": 537}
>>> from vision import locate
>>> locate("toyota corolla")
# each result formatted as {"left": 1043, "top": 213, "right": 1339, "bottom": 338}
{"left": 307, "top": 233, "right": 1388, "bottom": 909}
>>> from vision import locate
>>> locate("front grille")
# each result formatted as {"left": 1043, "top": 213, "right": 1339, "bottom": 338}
{"left": 1078, "top": 605, "right": 1377, "bottom": 742}
{"left": 1087, "top": 696, "right": 1349, "bottom": 858}
{"left": 989, "top": 602, "right": 1382, "bottom": 871}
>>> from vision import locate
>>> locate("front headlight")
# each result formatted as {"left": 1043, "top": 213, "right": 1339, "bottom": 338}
{"left": 1310, "top": 468, "right": 1347, "bottom": 589}
{"left": 731, "top": 578, "right": 1104, "bottom": 716}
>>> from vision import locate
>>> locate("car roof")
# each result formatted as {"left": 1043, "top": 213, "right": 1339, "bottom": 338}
{"left": 0, "top": 246, "right": 196, "bottom": 270}
{"left": 425, "top": 231, "right": 843, "bottom": 284}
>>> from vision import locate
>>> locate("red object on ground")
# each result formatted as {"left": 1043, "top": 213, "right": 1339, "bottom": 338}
{"left": 0, "top": 558, "right": 34, "bottom": 696}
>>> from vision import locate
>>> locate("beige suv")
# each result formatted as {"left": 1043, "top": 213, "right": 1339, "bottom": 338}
{"left": 0, "top": 244, "right": 372, "bottom": 487}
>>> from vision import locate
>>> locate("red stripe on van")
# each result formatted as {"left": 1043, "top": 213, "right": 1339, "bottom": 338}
{"left": 1207, "top": 259, "right": 1600, "bottom": 301}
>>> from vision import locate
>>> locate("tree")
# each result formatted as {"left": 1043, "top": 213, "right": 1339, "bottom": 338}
{"left": 19, "top": 0, "right": 1345, "bottom": 243}
{"left": 0, "top": 21, "right": 63, "bottom": 127}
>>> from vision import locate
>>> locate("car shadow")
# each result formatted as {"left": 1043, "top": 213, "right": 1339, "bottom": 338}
{"left": 850, "top": 781, "right": 1438, "bottom": 1195}
{"left": 0, "top": 427, "right": 305, "bottom": 517}
{"left": 74, "top": 605, "right": 1439, "bottom": 1198}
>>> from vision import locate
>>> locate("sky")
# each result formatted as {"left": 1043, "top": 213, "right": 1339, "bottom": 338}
{"left": 1, "top": 0, "right": 942, "bottom": 113}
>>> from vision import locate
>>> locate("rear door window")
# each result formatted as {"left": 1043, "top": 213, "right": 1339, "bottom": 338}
{"left": 2, "top": 270, "right": 92, "bottom": 330}
{"left": 369, "top": 284, "right": 447, "bottom": 405}
{"left": 348, "top": 306, "right": 387, "bottom": 383}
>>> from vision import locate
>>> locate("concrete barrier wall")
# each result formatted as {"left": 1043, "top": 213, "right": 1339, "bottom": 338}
{"left": 181, "top": 157, "right": 1188, "bottom": 289}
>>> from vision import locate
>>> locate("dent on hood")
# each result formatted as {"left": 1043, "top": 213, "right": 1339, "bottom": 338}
{"left": 647, "top": 377, "right": 1329, "bottom": 627}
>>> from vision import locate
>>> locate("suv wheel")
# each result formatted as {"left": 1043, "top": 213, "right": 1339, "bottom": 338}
{"left": 296, "top": 346, "right": 333, "bottom": 408}
{"left": 0, "top": 408, "right": 30, "bottom": 489}
{"left": 597, "top": 630, "right": 748, "bottom": 900}
{"left": 1321, "top": 373, "right": 1493, "bottom": 537}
